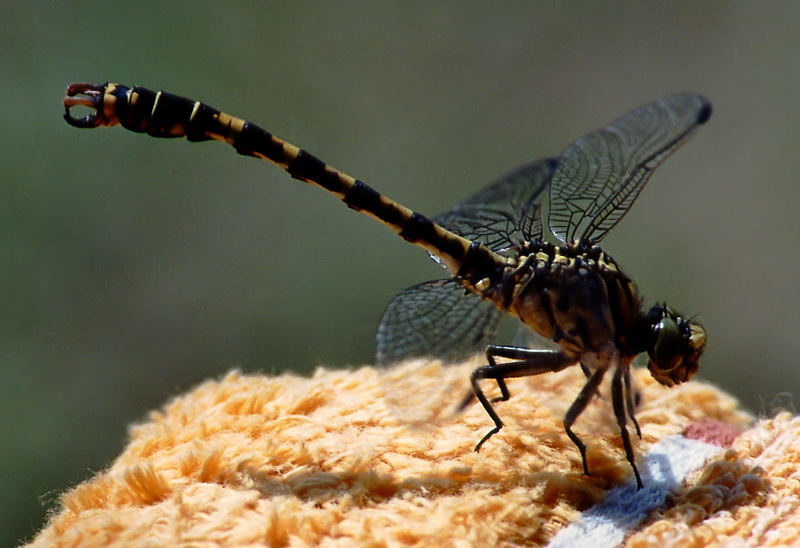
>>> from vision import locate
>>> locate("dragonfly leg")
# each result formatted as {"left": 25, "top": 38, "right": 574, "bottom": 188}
{"left": 623, "top": 368, "right": 642, "bottom": 438}
{"left": 613, "top": 367, "right": 643, "bottom": 488}
{"left": 563, "top": 367, "right": 607, "bottom": 476}
{"left": 485, "top": 345, "right": 543, "bottom": 403}
{"left": 455, "top": 345, "right": 555, "bottom": 411}
{"left": 463, "top": 346, "right": 574, "bottom": 452}
{"left": 578, "top": 357, "right": 608, "bottom": 407}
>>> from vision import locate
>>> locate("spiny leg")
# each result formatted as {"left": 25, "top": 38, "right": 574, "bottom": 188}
{"left": 623, "top": 368, "right": 642, "bottom": 438}
{"left": 563, "top": 367, "right": 607, "bottom": 476}
{"left": 457, "top": 345, "right": 553, "bottom": 409}
{"left": 612, "top": 367, "right": 643, "bottom": 489}
{"left": 579, "top": 357, "right": 607, "bottom": 404}
{"left": 456, "top": 345, "right": 549, "bottom": 411}
{"left": 459, "top": 346, "right": 574, "bottom": 451}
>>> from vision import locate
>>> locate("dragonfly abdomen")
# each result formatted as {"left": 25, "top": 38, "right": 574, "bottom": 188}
{"left": 63, "top": 83, "right": 507, "bottom": 279}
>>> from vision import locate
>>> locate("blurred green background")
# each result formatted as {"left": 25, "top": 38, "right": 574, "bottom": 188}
{"left": 3, "top": 2, "right": 799, "bottom": 545}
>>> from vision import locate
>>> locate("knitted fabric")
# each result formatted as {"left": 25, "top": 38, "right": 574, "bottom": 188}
{"left": 27, "top": 359, "right": 795, "bottom": 547}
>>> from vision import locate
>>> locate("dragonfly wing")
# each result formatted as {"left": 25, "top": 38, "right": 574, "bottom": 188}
{"left": 375, "top": 279, "right": 502, "bottom": 364}
{"left": 548, "top": 93, "right": 712, "bottom": 244}
{"left": 375, "top": 159, "right": 555, "bottom": 363}
{"left": 433, "top": 158, "right": 557, "bottom": 253}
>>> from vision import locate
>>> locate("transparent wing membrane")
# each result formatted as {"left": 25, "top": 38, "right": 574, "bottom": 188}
{"left": 549, "top": 94, "right": 711, "bottom": 244}
{"left": 433, "top": 159, "right": 556, "bottom": 252}
{"left": 376, "top": 279, "right": 502, "bottom": 364}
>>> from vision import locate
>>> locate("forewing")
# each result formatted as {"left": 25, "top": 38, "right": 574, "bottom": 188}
{"left": 375, "top": 279, "right": 502, "bottom": 364}
{"left": 548, "top": 93, "right": 711, "bottom": 244}
{"left": 433, "top": 158, "right": 557, "bottom": 252}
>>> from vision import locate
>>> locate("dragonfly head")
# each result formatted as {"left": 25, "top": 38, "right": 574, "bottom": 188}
{"left": 645, "top": 304, "right": 705, "bottom": 386}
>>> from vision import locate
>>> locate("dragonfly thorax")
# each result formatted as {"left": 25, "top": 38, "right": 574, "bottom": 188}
{"left": 485, "top": 241, "right": 634, "bottom": 358}
{"left": 473, "top": 239, "right": 705, "bottom": 387}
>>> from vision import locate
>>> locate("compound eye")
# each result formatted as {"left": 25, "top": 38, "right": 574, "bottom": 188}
{"left": 653, "top": 317, "right": 683, "bottom": 372}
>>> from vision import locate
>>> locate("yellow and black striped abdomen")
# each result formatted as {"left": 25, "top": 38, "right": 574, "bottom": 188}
{"left": 63, "top": 83, "right": 506, "bottom": 279}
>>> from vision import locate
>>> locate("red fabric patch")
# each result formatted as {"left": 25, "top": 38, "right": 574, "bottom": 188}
{"left": 683, "top": 420, "right": 743, "bottom": 447}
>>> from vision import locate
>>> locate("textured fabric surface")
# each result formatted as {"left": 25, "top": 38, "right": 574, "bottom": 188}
{"left": 27, "top": 359, "right": 792, "bottom": 547}
{"left": 547, "top": 435, "right": 727, "bottom": 547}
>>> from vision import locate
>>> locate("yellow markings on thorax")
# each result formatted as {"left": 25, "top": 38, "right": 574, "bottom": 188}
{"left": 552, "top": 253, "right": 570, "bottom": 266}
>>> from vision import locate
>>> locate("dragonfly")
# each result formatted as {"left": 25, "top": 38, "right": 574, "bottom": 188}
{"left": 63, "top": 83, "right": 710, "bottom": 488}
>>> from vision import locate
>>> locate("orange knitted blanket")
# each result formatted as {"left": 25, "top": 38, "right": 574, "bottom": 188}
{"left": 27, "top": 359, "right": 797, "bottom": 547}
